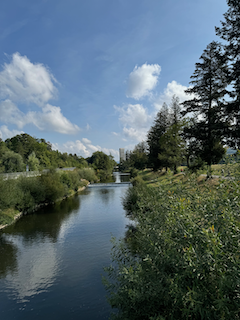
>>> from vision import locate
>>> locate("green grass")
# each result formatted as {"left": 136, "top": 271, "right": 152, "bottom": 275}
{"left": 0, "top": 208, "right": 19, "bottom": 226}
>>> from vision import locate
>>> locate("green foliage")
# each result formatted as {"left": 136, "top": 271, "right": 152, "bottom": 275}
{"left": 187, "top": 156, "right": 206, "bottom": 173}
{"left": 158, "top": 122, "right": 185, "bottom": 173}
{"left": 147, "top": 96, "right": 185, "bottom": 172}
{"left": 216, "top": 0, "right": 240, "bottom": 148}
{"left": 0, "top": 178, "right": 19, "bottom": 210}
{"left": 87, "top": 151, "right": 116, "bottom": 182}
{"left": 0, "top": 167, "right": 90, "bottom": 225}
{"left": 77, "top": 168, "right": 98, "bottom": 183}
{"left": 4, "top": 133, "right": 89, "bottom": 170}
{"left": 147, "top": 103, "right": 169, "bottom": 171}
{"left": 39, "top": 170, "right": 65, "bottom": 203}
{"left": 16, "top": 176, "right": 46, "bottom": 212}
{"left": 130, "top": 168, "right": 138, "bottom": 178}
{"left": 182, "top": 41, "right": 229, "bottom": 170}
{"left": 1, "top": 150, "right": 25, "bottom": 173}
{"left": 104, "top": 177, "right": 240, "bottom": 319}
{"left": 126, "top": 142, "right": 149, "bottom": 171}
{"left": 28, "top": 151, "right": 40, "bottom": 171}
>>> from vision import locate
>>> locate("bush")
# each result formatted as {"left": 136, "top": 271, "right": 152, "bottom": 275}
{"left": 0, "top": 178, "right": 19, "bottom": 210}
{"left": 78, "top": 168, "right": 98, "bottom": 183}
{"left": 39, "top": 170, "right": 65, "bottom": 203}
{"left": 130, "top": 168, "right": 138, "bottom": 178}
{"left": 16, "top": 176, "right": 46, "bottom": 212}
{"left": 104, "top": 179, "right": 240, "bottom": 319}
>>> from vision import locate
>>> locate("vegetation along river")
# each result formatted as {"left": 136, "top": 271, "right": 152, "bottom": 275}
{"left": 0, "top": 173, "right": 130, "bottom": 320}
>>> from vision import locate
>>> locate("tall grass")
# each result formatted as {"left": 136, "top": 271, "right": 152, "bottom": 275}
{"left": 104, "top": 172, "right": 240, "bottom": 319}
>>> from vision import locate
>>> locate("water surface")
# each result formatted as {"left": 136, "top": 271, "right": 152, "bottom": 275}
{"left": 0, "top": 183, "right": 130, "bottom": 320}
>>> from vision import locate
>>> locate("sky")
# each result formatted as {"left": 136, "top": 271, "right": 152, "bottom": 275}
{"left": 0, "top": 0, "right": 228, "bottom": 161}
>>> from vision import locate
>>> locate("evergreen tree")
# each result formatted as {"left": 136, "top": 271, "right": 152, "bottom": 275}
{"left": 158, "top": 96, "right": 185, "bottom": 173}
{"left": 147, "top": 96, "right": 185, "bottom": 172}
{"left": 182, "top": 41, "right": 229, "bottom": 176}
{"left": 147, "top": 103, "right": 169, "bottom": 171}
{"left": 216, "top": 0, "right": 240, "bottom": 147}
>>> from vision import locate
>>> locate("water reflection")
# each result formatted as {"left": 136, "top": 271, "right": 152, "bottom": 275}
{"left": 98, "top": 188, "right": 114, "bottom": 204}
{"left": 0, "top": 185, "right": 130, "bottom": 320}
{"left": 0, "top": 237, "right": 18, "bottom": 278}
{"left": 3, "top": 195, "right": 81, "bottom": 243}
{"left": 5, "top": 239, "right": 59, "bottom": 303}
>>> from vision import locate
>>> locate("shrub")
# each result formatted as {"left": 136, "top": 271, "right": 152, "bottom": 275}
{"left": 39, "top": 170, "right": 65, "bottom": 203}
{"left": 0, "top": 178, "right": 19, "bottom": 210}
{"left": 104, "top": 179, "right": 240, "bottom": 319}
{"left": 78, "top": 168, "right": 98, "bottom": 183}
{"left": 16, "top": 176, "right": 45, "bottom": 212}
{"left": 130, "top": 168, "right": 138, "bottom": 178}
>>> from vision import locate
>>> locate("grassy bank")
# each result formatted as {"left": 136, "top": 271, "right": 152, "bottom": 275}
{"left": 104, "top": 167, "right": 240, "bottom": 319}
{"left": 0, "top": 168, "right": 97, "bottom": 228}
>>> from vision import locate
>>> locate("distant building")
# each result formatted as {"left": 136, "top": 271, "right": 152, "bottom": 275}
{"left": 119, "top": 148, "right": 125, "bottom": 162}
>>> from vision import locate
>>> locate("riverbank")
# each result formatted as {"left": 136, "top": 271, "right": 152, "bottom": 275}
{"left": 0, "top": 183, "right": 89, "bottom": 231}
{"left": 0, "top": 170, "right": 92, "bottom": 230}
{"left": 104, "top": 167, "right": 240, "bottom": 319}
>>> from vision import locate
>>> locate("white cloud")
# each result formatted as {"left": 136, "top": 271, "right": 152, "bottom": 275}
{"left": 82, "top": 137, "right": 92, "bottom": 144}
{"left": 123, "top": 127, "right": 147, "bottom": 141}
{"left": 53, "top": 138, "right": 119, "bottom": 159}
{"left": 0, "top": 52, "right": 57, "bottom": 106}
{"left": 154, "top": 80, "right": 195, "bottom": 109}
{"left": 0, "top": 100, "right": 80, "bottom": 134}
{"left": 115, "top": 104, "right": 153, "bottom": 142}
{"left": 0, "top": 99, "right": 26, "bottom": 128}
{"left": 29, "top": 104, "right": 80, "bottom": 134}
{"left": 0, "top": 125, "right": 23, "bottom": 140}
{"left": 0, "top": 53, "right": 80, "bottom": 135}
{"left": 126, "top": 63, "right": 161, "bottom": 100}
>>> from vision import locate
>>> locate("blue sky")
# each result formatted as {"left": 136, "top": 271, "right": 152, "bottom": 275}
{"left": 0, "top": 0, "right": 228, "bottom": 160}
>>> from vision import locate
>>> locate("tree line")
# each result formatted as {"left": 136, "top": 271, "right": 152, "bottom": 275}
{"left": 0, "top": 133, "right": 116, "bottom": 182}
{"left": 121, "top": 0, "right": 240, "bottom": 176}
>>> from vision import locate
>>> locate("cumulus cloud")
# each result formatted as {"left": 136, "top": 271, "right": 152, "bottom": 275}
{"left": 53, "top": 138, "right": 118, "bottom": 159}
{"left": 0, "top": 100, "right": 80, "bottom": 134}
{"left": 29, "top": 104, "right": 80, "bottom": 134}
{"left": 154, "top": 80, "right": 195, "bottom": 109}
{"left": 126, "top": 63, "right": 161, "bottom": 100}
{"left": 82, "top": 138, "right": 92, "bottom": 144}
{"left": 0, "top": 125, "right": 23, "bottom": 141}
{"left": 115, "top": 104, "right": 153, "bottom": 142}
{"left": 0, "top": 99, "right": 26, "bottom": 128}
{"left": 0, "top": 52, "right": 79, "bottom": 135}
{"left": 0, "top": 52, "right": 57, "bottom": 106}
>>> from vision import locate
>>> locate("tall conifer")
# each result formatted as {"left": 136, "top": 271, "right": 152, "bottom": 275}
{"left": 216, "top": 0, "right": 240, "bottom": 147}
{"left": 182, "top": 41, "right": 229, "bottom": 176}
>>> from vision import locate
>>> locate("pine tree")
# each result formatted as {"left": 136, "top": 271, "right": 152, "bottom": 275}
{"left": 147, "top": 103, "right": 169, "bottom": 171}
{"left": 216, "top": 0, "right": 240, "bottom": 147}
{"left": 158, "top": 96, "right": 185, "bottom": 173}
{"left": 182, "top": 41, "right": 229, "bottom": 176}
{"left": 147, "top": 96, "right": 185, "bottom": 172}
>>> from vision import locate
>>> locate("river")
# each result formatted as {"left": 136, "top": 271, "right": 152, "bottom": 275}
{"left": 0, "top": 173, "right": 130, "bottom": 320}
